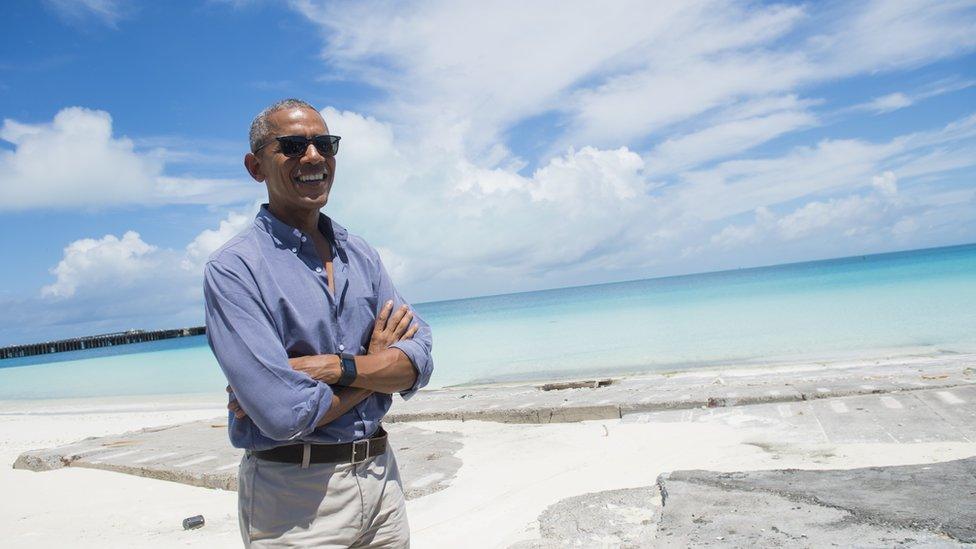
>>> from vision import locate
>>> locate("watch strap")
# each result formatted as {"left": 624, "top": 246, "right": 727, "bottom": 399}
{"left": 338, "top": 352, "right": 357, "bottom": 386}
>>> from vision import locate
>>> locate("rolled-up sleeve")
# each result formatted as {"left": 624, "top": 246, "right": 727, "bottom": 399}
{"left": 371, "top": 250, "right": 434, "bottom": 400}
{"left": 204, "top": 260, "right": 334, "bottom": 443}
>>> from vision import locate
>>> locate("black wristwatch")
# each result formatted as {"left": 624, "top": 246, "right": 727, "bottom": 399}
{"left": 338, "top": 352, "right": 358, "bottom": 386}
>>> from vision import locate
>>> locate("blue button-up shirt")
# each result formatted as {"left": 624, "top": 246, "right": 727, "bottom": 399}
{"left": 203, "top": 205, "right": 433, "bottom": 450}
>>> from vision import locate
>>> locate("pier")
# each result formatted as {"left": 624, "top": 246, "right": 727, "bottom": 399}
{"left": 0, "top": 327, "right": 206, "bottom": 360}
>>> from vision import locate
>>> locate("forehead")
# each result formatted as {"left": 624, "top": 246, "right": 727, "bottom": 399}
{"left": 267, "top": 107, "right": 328, "bottom": 136}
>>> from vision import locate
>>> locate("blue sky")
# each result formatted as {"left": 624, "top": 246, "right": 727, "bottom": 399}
{"left": 1, "top": 0, "right": 975, "bottom": 345}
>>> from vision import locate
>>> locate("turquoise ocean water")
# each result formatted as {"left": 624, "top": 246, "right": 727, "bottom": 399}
{"left": 2, "top": 243, "right": 974, "bottom": 400}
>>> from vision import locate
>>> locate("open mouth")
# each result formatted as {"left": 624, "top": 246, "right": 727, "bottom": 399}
{"left": 293, "top": 170, "right": 329, "bottom": 186}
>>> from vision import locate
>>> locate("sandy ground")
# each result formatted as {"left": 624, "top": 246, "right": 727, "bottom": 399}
{"left": 2, "top": 394, "right": 975, "bottom": 548}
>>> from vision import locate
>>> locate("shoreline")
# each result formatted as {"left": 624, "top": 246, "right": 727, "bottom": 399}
{"left": 1, "top": 343, "right": 972, "bottom": 407}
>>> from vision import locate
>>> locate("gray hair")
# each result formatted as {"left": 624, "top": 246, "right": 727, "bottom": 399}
{"left": 248, "top": 98, "right": 319, "bottom": 153}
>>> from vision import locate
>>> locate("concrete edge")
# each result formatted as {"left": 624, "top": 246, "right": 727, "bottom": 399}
{"left": 75, "top": 461, "right": 238, "bottom": 490}
{"left": 383, "top": 379, "right": 974, "bottom": 425}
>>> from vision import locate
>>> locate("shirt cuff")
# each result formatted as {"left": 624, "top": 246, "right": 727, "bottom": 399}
{"left": 390, "top": 339, "right": 431, "bottom": 400}
{"left": 292, "top": 381, "right": 336, "bottom": 439}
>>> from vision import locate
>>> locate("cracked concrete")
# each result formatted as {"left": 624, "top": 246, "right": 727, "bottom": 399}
{"left": 658, "top": 457, "right": 976, "bottom": 545}
{"left": 515, "top": 457, "right": 976, "bottom": 547}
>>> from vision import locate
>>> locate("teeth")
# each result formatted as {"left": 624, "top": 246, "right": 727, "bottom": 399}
{"left": 298, "top": 173, "right": 325, "bottom": 182}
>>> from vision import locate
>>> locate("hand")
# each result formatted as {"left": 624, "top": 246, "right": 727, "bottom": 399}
{"left": 368, "top": 300, "right": 419, "bottom": 354}
{"left": 289, "top": 355, "right": 341, "bottom": 384}
{"left": 227, "top": 385, "right": 247, "bottom": 419}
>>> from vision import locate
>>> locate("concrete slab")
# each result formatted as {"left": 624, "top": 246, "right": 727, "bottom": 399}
{"left": 510, "top": 487, "right": 660, "bottom": 548}
{"left": 514, "top": 457, "right": 976, "bottom": 547}
{"left": 625, "top": 388, "right": 975, "bottom": 455}
{"left": 655, "top": 478, "right": 963, "bottom": 548}
{"left": 808, "top": 397, "right": 895, "bottom": 444}
{"left": 857, "top": 392, "right": 962, "bottom": 443}
{"left": 13, "top": 421, "right": 462, "bottom": 500}
{"left": 657, "top": 457, "right": 976, "bottom": 545}
{"left": 914, "top": 385, "right": 976, "bottom": 442}
{"left": 386, "top": 353, "right": 976, "bottom": 424}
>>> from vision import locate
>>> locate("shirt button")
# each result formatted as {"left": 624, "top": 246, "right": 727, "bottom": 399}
{"left": 301, "top": 236, "right": 307, "bottom": 242}
{"left": 315, "top": 267, "right": 322, "bottom": 273}
{"left": 338, "top": 344, "right": 345, "bottom": 351}
{"left": 291, "top": 247, "right": 297, "bottom": 253}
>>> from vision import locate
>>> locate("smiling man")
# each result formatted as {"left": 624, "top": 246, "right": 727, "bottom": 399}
{"left": 203, "top": 98, "right": 433, "bottom": 547}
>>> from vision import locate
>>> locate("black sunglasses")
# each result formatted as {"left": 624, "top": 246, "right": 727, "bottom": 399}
{"left": 255, "top": 135, "right": 341, "bottom": 157}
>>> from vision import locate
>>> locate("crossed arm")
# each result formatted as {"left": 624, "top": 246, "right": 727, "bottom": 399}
{"left": 229, "top": 300, "right": 418, "bottom": 427}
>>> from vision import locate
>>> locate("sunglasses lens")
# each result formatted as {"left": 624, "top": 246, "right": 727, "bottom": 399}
{"left": 313, "top": 135, "right": 340, "bottom": 156}
{"left": 275, "top": 135, "right": 340, "bottom": 157}
{"left": 277, "top": 136, "right": 308, "bottom": 157}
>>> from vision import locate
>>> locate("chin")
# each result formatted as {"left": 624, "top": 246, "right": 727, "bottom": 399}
{"left": 294, "top": 184, "right": 331, "bottom": 208}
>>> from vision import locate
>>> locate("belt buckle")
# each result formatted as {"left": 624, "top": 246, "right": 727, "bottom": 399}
{"left": 351, "top": 438, "right": 370, "bottom": 464}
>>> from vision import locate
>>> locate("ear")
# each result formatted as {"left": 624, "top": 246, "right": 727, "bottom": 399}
{"left": 244, "top": 152, "right": 265, "bottom": 182}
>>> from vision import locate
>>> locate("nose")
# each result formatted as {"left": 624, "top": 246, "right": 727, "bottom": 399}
{"left": 302, "top": 140, "right": 325, "bottom": 164}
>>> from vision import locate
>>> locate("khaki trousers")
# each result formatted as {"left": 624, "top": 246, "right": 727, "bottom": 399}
{"left": 238, "top": 446, "right": 409, "bottom": 548}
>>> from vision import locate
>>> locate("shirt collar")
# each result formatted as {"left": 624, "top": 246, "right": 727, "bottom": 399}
{"left": 254, "top": 204, "right": 348, "bottom": 252}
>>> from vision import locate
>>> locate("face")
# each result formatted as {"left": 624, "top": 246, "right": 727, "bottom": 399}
{"left": 244, "top": 107, "right": 337, "bottom": 215}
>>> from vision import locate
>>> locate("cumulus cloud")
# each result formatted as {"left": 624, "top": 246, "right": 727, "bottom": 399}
{"left": 321, "top": 107, "right": 653, "bottom": 294}
{"left": 9, "top": 200, "right": 261, "bottom": 343}
{"left": 42, "top": 231, "right": 160, "bottom": 298}
{"left": 701, "top": 169, "right": 914, "bottom": 254}
{"left": 182, "top": 202, "right": 261, "bottom": 271}
{"left": 319, "top": 104, "right": 976, "bottom": 298}
{"left": 0, "top": 107, "right": 258, "bottom": 210}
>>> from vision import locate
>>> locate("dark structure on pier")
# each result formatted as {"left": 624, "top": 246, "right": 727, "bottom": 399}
{"left": 0, "top": 327, "right": 207, "bottom": 360}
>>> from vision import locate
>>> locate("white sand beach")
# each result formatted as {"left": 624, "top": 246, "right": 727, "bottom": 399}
{"left": 3, "top": 386, "right": 975, "bottom": 548}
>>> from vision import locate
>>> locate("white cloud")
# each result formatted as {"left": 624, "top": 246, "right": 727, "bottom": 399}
{"left": 182, "top": 202, "right": 261, "bottom": 271}
{"left": 645, "top": 96, "right": 819, "bottom": 174}
{"left": 0, "top": 107, "right": 258, "bottom": 210}
{"left": 872, "top": 171, "right": 899, "bottom": 197}
{"left": 321, "top": 107, "right": 653, "bottom": 294}
{"left": 294, "top": 0, "right": 976, "bottom": 157}
{"left": 862, "top": 93, "right": 914, "bottom": 114}
{"left": 42, "top": 231, "right": 163, "bottom": 298}
{"left": 852, "top": 79, "right": 976, "bottom": 114}
{"left": 777, "top": 194, "right": 884, "bottom": 240}
{"left": 18, "top": 201, "right": 261, "bottom": 341}
{"left": 696, "top": 166, "right": 955, "bottom": 256}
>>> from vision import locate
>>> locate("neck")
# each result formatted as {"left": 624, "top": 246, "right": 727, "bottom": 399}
{"left": 268, "top": 201, "right": 320, "bottom": 234}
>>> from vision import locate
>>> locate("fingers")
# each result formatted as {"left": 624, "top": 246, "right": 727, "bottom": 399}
{"left": 225, "top": 385, "right": 232, "bottom": 393}
{"left": 373, "top": 300, "right": 394, "bottom": 333}
{"left": 392, "top": 308, "right": 414, "bottom": 338}
{"left": 227, "top": 401, "right": 247, "bottom": 419}
{"left": 400, "top": 323, "right": 419, "bottom": 340}
{"left": 386, "top": 304, "right": 409, "bottom": 334}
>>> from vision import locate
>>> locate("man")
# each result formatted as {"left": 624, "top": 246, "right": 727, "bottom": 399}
{"left": 203, "top": 98, "right": 433, "bottom": 547}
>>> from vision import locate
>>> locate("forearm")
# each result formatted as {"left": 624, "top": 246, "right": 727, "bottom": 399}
{"left": 349, "top": 348, "right": 417, "bottom": 393}
{"left": 289, "top": 349, "right": 418, "bottom": 394}
{"left": 316, "top": 386, "right": 373, "bottom": 427}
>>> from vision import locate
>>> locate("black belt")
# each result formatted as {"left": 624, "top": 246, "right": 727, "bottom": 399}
{"left": 253, "top": 426, "right": 388, "bottom": 466}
